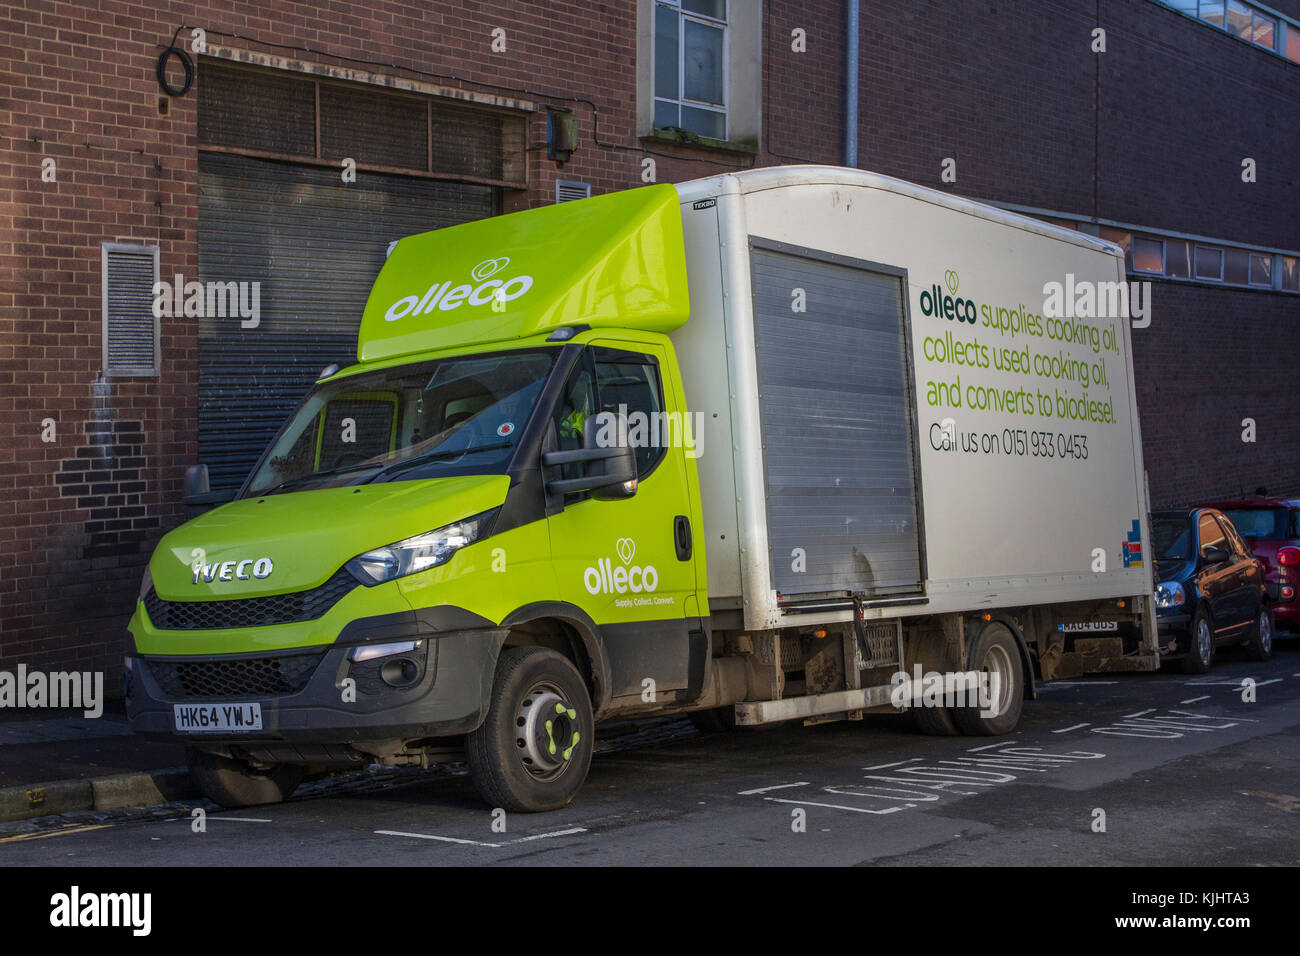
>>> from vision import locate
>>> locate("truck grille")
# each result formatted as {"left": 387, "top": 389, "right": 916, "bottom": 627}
{"left": 143, "top": 568, "right": 358, "bottom": 630}
{"left": 147, "top": 652, "right": 324, "bottom": 699}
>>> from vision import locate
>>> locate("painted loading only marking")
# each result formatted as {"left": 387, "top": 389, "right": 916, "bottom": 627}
{"left": 740, "top": 707, "right": 1251, "bottom": 817}
{"left": 743, "top": 745, "right": 1108, "bottom": 816}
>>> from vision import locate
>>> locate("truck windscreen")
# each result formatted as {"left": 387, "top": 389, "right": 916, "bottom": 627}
{"left": 242, "top": 348, "right": 559, "bottom": 497}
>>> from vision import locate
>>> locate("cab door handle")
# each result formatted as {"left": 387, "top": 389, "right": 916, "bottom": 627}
{"left": 674, "top": 515, "right": 692, "bottom": 561}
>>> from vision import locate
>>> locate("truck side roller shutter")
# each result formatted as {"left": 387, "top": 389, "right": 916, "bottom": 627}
{"left": 749, "top": 240, "right": 924, "bottom": 599}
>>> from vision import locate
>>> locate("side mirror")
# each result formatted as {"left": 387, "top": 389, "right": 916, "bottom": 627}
{"left": 1201, "top": 546, "right": 1230, "bottom": 565}
{"left": 541, "top": 417, "right": 638, "bottom": 500}
{"left": 184, "top": 464, "right": 235, "bottom": 507}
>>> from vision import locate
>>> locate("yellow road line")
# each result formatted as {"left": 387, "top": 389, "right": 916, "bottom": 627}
{"left": 0, "top": 824, "right": 112, "bottom": 844}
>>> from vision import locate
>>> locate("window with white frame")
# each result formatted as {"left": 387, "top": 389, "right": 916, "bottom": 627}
{"left": 653, "top": 0, "right": 728, "bottom": 140}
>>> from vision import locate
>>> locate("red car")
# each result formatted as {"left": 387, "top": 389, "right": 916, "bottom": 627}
{"left": 1202, "top": 495, "right": 1300, "bottom": 634}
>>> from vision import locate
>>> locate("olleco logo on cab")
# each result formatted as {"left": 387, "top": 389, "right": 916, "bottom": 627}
{"left": 585, "top": 537, "right": 659, "bottom": 596}
{"left": 384, "top": 256, "right": 534, "bottom": 322}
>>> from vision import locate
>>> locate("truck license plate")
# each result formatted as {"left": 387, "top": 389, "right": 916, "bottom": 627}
{"left": 173, "top": 702, "right": 262, "bottom": 733}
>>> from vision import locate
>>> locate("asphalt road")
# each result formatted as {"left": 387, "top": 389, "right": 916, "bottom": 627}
{"left": 3, "top": 641, "right": 1298, "bottom": 866}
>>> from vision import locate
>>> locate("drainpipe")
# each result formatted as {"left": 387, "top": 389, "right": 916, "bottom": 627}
{"left": 844, "top": 0, "right": 860, "bottom": 167}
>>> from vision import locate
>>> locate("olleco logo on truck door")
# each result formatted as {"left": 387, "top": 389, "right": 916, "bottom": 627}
{"left": 384, "top": 256, "right": 534, "bottom": 322}
{"left": 584, "top": 537, "right": 659, "bottom": 595}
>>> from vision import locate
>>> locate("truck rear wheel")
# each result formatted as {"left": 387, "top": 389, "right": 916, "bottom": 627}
{"left": 951, "top": 622, "right": 1024, "bottom": 736}
{"left": 184, "top": 747, "right": 304, "bottom": 808}
{"left": 911, "top": 703, "right": 960, "bottom": 735}
{"left": 466, "top": 646, "right": 594, "bottom": 813}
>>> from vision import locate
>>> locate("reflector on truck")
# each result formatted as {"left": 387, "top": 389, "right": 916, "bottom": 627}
{"left": 358, "top": 183, "right": 690, "bottom": 363}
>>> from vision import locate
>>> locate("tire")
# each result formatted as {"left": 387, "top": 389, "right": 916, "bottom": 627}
{"left": 184, "top": 747, "right": 304, "bottom": 808}
{"left": 466, "top": 646, "right": 594, "bottom": 813}
{"left": 952, "top": 621, "right": 1025, "bottom": 736}
{"left": 688, "top": 706, "right": 737, "bottom": 733}
{"left": 1181, "top": 607, "right": 1215, "bottom": 673}
{"left": 1244, "top": 604, "right": 1274, "bottom": 662}
{"left": 911, "top": 701, "right": 961, "bottom": 735}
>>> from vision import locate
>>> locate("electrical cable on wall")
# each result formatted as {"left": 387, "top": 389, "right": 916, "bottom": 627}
{"left": 155, "top": 25, "right": 195, "bottom": 96}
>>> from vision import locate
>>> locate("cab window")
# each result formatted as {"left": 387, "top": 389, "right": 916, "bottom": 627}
{"left": 593, "top": 348, "right": 667, "bottom": 478}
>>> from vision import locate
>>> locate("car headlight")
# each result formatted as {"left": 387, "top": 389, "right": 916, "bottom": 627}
{"left": 1154, "top": 582, "right": 1185, "bottom": 610}
{"left": 346, "top": 509, "right": 498, "bottom": 586}
{"left": 138, "top": 565, "right": 153, "bottom": 602}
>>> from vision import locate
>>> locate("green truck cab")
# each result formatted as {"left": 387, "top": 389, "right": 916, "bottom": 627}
{"left": 127, "top": 184, "right": 710, "bottom": 811}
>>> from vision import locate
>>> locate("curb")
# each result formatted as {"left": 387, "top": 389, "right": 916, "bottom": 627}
{"left": 0, "top": 768, "right": 197, "bottom": 824}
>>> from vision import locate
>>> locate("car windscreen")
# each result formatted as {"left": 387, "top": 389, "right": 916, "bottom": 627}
{"left": 243, "top": 348, "right": 558, "bottom": 497}
{"left": 1218, "top": 506, "right": 1294, "bottom": 540}
{"left": 1150, "top": 514, "right": 1193, "bottom": 561}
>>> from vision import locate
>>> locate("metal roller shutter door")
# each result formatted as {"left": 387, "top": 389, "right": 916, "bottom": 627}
{"left": 197, "top": 152, "right": 498, "bottom": 491}
{"left": 749, "top": 240, "right": 924, "bottom": 598}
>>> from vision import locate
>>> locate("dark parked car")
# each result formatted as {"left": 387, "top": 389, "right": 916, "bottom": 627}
{"left": 1201, "top": 495, "right": 1300, "bottom": 635}
{"left": 1150, "top": 507, "right": 1271, "bottom": 672}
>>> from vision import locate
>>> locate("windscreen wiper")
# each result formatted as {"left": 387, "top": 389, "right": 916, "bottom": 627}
{"left": 365, "top": 441, "right": 515, "bottom": 483}
{"left": 256, "top": 461, "right": 384, "bottom": 496}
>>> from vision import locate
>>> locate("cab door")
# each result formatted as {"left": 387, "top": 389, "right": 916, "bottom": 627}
{"left": 544, "top": 342, "right": 705, "bottom": 702}
{"left": 1196, "top": 512, "right": 1241, "bottom": 634}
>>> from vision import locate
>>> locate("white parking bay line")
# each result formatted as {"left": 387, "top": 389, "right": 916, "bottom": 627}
{"left": 376, "top": 830, "right": 502, "bottom": 847}
{"left": 1247, "top": 679, "right": 1282, "bottom": 688}
{"left": 507, "top": 827, "right": 588, "bottom": 844}
{"left": 1051, "top": 722, "right": 1090, "bottom": 734}
{"left": 738, "top": 782, "right": 810, "bottom": 795}
{"left": 1180, "top": 696, "right": 1210, "bottom": 704}
{"left": 1121, "top": 708, "right": 1156, "bottom": 719}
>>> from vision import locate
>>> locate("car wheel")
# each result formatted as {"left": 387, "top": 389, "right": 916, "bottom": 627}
{"left": 1181, "top": 607, "right": 1215, "bottom": 674}
{"left": 466, "top": 646, "right": 594, "bottom": 813}
{"left": 1244, "top": 604, "right": 1274, "bottom": 662}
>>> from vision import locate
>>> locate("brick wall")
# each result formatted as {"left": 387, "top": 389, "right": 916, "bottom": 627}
{"left": 3, "top": 0, "right": 1298, "bottom": 675}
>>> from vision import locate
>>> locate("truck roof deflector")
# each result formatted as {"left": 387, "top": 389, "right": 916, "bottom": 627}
{"left": 356, "top": 185, "right": 691, "bottom": 364}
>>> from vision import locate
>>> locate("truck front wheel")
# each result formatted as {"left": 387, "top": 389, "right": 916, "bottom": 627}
{"left": 467, "top": 646, "right": 594, "bottom": 813}
{"left": 952, "top": 621, "right": 1024, "bottom": 736}
{"left": 184, "top": 747, "right": 304, "bottom": 808}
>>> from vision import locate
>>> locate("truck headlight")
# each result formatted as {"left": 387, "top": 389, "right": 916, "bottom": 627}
{"left": 346, "top": 509, "right": 498, "bottom": 586}
{"left": 1154, "top": 582, "right": 1185, "bottom": 610}
{"left": 138, "top": 565, "right": 153, "bottom": 601}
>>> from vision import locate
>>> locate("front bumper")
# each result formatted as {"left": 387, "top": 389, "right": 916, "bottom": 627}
{"left": 126, "top": 607, "right": 506, "bottom": 753}
{"left": 1155, "top": 610, "right": 1191, "bottom": 655}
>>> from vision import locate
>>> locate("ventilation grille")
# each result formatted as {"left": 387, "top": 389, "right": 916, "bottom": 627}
{"left": 103, "top": 244, "right": 158, "bottom": 375}
{"left": 147, "top": 652, "right": 324, "bottom": 699}
{"left": 144, "top": 568, "right": 358, "bottom": 630}
{"left": 556, "top": 180, "right": 592, "bottom": 203}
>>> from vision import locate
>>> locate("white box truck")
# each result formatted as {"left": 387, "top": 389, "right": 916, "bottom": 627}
{"left": 128, "top": 166, "right": 1158, "bottom": 811}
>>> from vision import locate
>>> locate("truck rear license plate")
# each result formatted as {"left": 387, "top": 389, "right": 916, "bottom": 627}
{"left": 173, "top": 702, "right": 262, "bottom": 733}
